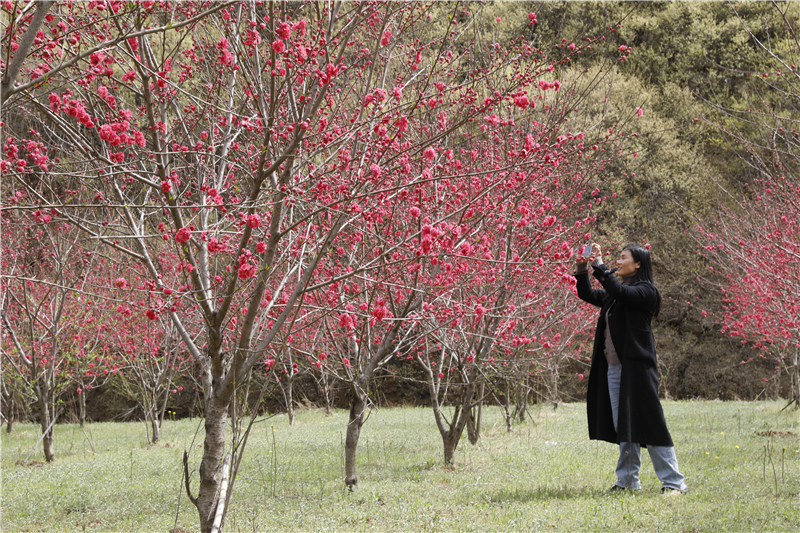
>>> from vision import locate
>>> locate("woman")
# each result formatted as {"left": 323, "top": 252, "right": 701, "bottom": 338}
{"left": 574, "top": 243, "right": 687, "bottom": 494}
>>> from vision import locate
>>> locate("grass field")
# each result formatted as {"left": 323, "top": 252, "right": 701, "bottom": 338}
{"left": 2, "top": 401, "right": 799, "bottom": 532}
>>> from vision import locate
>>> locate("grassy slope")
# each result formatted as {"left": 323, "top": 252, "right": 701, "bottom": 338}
{"left": 2, "top": 401, "right": 799, "bottom": 532}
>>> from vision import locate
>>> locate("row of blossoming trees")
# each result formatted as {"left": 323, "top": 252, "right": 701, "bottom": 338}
{"left": 1, "top": 1, "right": 634, "bottom": 530}
{"left": 695, "top": 3, "right": 800, "bottom": 410}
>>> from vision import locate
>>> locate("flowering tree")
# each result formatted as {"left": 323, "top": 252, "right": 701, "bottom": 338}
{"left": 699, "top": 171, "right": 800, "bottom": 404}
{"left": 0, "top": 363, "right": 27, "bottom": 432}
{"left": 2, "top": 0, "right": 629, "bottom": 526}
{"left": 266, "top": 335, "right": 311, "bottom": 426}
{"left": 697, "top": 2, "right": 800, "bottom": 408}
{"left": 107, "top": 289, "right": 195, "bottom": 443}
{"left": 309, "top": 28, "right": 629, "bottom": 471}
{"left": 2, "top": 0, "right": 373, "bottom": 526}
{"left": 0, "top": 202, "right": 107, "bottom": 461}
{"left": 60, "top": 294, "right": 120, "bottom": 428}
{"left": 491, "top": 285, "right": 594, "bottom": 428}
{"left": 408, "top": 165, "right": 606, "bottom": 464}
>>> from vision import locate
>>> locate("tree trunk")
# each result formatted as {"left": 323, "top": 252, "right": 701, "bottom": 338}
{"left": 286, "top": 375, "right": 296, "bottom": 426}
{"left": 503, "top": 408, "right": 513, "bottom": 432}
{"left": 151, "top": 416, "right": 161, "bottom": 444}
{"left": 443, "top": 434, "right": 459, "bottom": 466}
{"left": 35, "top": 386, "right": 56, "bottom": 462}
{"left": 141, "top": 399, "right": 160, "bottom": 445}
{"left": 38, "top": 401, "right": 55, "bottom": 462}
{"left": 78, "top": 391, "right": 86, "bottom": 428}
{"left": 551, "top": 366, "right": 559, "bottom": 410}
{"left": 431, "top": 378, "right": 475, "bottom": 466}
{"left": 792, "top": 347, "right": 799, "bottom": 410}
{"left": 466, "top": 381, "right": 483, "bottom": 445}
{"left": 3, "top": 395, "right": 14, "bottom": 433}
{"left": 501, "top": 380, "right": 513, "bottom": 432}
{"left": 441, "top": 408, "right": 471, "bottom": 466}
{"left": 344, "top": 386, "right": 366, "bottom": 490}
{"left": 321, "top": 373, "right": 333, "bottom": 416}
{"left": 515, "top": 387, "right": 531, "bottom": 424}
{"left": 194, "top": 397, "right": 229, "bottom": 533}
{"left": 42, "top": 428, "right": 55, "bottom": 462}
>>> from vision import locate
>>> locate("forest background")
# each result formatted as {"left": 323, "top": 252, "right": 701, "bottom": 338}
{"left": 4, "top": 1, "right": 800, "bottom": 531}
{"left": 2, "top": 1, "right": 798, "bottom": 430}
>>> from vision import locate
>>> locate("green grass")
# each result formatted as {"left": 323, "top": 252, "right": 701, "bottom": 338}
{"left": 2, "top": 401, "right": 799, "bottom": 532}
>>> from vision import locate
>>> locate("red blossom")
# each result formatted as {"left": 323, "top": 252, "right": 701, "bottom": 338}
{"left": 247, "top": 214, "right": 261, "bottom": 228}
{"left": 237, "top": 263, "right": 256, "bottom": 279}
{"left": 175, "top": 227, "right": 191, "bottom": 243}
{"left": 370, "top": 163, "right": 382, "bottom": 179}
{"left": 276, "top": 22, "right": 291, "bottom": 40}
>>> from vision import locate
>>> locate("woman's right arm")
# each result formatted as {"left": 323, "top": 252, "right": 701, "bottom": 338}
{"left": 574, "top": 262, "right": 606, "bottom": 307}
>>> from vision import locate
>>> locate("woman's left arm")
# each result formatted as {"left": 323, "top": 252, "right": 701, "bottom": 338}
{"left": 591, "top": 264, "right": 657, "bottom": 310}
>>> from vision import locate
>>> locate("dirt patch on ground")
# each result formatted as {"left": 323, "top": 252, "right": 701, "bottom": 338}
{"left": 754, "top": 430, "right": 797, "bottom": 437}
{"left": 15, "top": 460, "right": 46, "bottom": 467}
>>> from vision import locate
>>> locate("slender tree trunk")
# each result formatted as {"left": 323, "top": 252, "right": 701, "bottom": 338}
{"left": 78, "top": 391, "right": 86, "bottom": 428}
{"left": 286, "top": 375, "right": 296, "bottom": 426}
{"left": 37, "top": 394, "right": 55, "bottom": 462}
{"left": 3, "top": 394, "right": 14, "bottom": 433}
{"left": 501, "top": 380, "right": 513, "bottom": 432}
{"left": 142, "top": 395, "right": 160, "bottom": 445}
{"left": 441, "top": 406, "right": 471, "bottom": 466}
{"left": 42, "top": 429, "right": 55, "bottom": 463}
{"left": 443, "top": 434, "right": 459, "bottom": 465}
{"left": 339, "top": 298, "right": 420, "bottom": 488}
{"left": 344, "top": 385, "right": 366, "bottom": 490}
{"left": 551, "top": 366, "right": 559, "bottom": 410}
{"left": 4, "top": 398, "right": 14, "bottom": 433}
{"left": 321, "top": 372, "right": 333, "bottom": 416}
{"left": 444, "top": 376, "right": 481, "bottom": 465}
{"left": 324, "top": 386, "right": 333, "bottom": 416}
{"left": 429, "top": 372, "right": 477, "bottom": 466}
{"left": 466, "top": 382, "right": 483, "bottom": 445}
{"left": 151, "top": 416, "right": 161, "bottom": 444}
{"left": 195, "top": 396, "right": 229, "bottom": 533}
{"left": 158, "top": 376, "right": 172, "bottom": 436}
{"left": 514, "top": 384, "right": 531, "bottom": 424}
{"left": 792, "top": 347, "right": 799, "bottom": 410}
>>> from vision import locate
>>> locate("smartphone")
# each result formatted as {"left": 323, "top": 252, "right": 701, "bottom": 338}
{"left": 580, "top": 245, "right": 592, "bottom": 257}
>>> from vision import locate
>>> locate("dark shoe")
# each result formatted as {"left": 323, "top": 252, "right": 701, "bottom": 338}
{"left": 609, "top": 485, "right": 627, "bottom": 492}
{"left": 661, "top": 487, "right": 688, "bottom": 496}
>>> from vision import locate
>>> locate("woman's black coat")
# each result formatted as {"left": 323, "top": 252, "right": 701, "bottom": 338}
{"left": 574, "top": 263, "right": 674, "bottom": 447}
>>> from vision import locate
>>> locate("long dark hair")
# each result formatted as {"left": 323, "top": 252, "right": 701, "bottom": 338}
{"left": 623, "top": 243, "right": 661, "bottom": 317}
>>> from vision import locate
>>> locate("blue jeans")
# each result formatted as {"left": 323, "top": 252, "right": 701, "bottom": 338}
{"left": 607, "top": 364, "right": 687, "bottom": 490}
